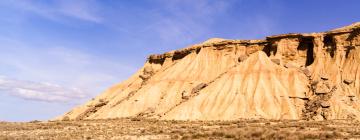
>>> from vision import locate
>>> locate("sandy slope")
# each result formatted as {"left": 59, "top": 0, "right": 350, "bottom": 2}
{"left": 60, "top": 22, "right": 360, "bottom": 121}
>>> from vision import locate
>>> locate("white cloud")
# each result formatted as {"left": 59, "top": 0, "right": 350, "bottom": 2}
{"left": 2, "top": 0, "right": 102, "bottom": 23}
{"left": 0, "top": 37, "right": 136, "bottom": 103}
{"left": 0, "top": 76, "right": 86, "bottom": 102}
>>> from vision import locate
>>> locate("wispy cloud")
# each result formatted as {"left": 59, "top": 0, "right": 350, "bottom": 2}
{"left": 0, "top": 37, "right": 136, "bottom": 103}
{"left": 2, "top": 0, "right": 102, "bottom": 23}
{"left": 142, "top": 0, "right": 235, "bottom": 45}
{"left": 0, "top": 76, "right": 86, "bottom": 102}
{"left": 56, "top": 0, "right": 102, "bottom": 23}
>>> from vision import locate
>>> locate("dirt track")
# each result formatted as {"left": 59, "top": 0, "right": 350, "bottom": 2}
{"left": 1, "top": 118, "right": 360, "bottom": 139}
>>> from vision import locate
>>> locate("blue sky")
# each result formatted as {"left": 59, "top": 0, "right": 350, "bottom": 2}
{"left": 0, "top": 0, "right": 359, "bottom": 122}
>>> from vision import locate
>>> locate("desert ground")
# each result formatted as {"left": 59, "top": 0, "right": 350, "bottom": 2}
{"left": 1, "top": 118, "right": 360, "bottom": 139}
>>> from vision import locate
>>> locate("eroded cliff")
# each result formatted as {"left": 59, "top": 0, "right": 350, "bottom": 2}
{"left": 61, "top": 22, "right": 360, "bottom": 121}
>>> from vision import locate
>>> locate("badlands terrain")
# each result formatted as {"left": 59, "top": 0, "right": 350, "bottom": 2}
{"left": 61, "top": 22, "right": 360, "bottom": 121}
{"left": 2, "top": 22, "right": 360, "bottom": 139}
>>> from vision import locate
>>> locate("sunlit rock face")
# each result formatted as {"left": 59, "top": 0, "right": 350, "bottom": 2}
{"left": 60, "top": 22, "right": 360, "bottom": 121}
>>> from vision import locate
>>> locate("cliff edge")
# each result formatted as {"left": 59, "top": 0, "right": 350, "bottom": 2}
{"left": 60, "top": 22, "right": 360, "bottom": 121}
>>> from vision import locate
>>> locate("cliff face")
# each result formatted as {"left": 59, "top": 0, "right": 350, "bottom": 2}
{"left": 61, "top": 22, "right": 360, "bottom": 121}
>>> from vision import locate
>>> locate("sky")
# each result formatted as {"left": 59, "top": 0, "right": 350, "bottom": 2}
{"left": 0, "top": 0, "right": 359, "bottom": 122}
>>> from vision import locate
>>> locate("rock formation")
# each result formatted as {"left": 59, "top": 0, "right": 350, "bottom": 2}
{"left": 61, "top": 22, "right": 360, "bottom": 121}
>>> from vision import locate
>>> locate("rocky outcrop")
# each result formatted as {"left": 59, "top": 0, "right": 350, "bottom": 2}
{"left": 60, "top": 22, "right": 360, "bottom": 121}
{"left": 139, "top": 66, "right": 155, "bottom": 85}
{"left": 74, "top": 99, "right": 109, "bottom": 120}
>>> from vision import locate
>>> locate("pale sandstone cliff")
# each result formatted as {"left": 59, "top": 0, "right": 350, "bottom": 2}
{"left": 61, "top": 22, "right": 360, "bottom": 121}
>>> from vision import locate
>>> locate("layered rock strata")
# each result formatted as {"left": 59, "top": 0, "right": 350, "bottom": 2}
{"left": 61, "top": 22, "right": 360, "bottom": 121}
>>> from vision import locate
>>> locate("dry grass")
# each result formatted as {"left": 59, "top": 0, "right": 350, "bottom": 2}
{"left": 0, "top": 118, "right": 359, "bottom": 139}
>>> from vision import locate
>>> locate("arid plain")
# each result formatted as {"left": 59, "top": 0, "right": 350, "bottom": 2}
{"left": 1, "top": 118, "right": 360, "bottom": 139}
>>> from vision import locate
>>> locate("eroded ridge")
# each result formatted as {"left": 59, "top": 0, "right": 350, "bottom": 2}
{"left": 60, "top": 22, "right": 360, "bottom": 121}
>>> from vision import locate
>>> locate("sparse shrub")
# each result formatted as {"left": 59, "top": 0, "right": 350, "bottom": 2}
{"left": 172, "top": 134, "right": 180, "bottom": 139}
{"left": 250, "top": 128, "right": 264, "bottom": 137}
{"left": 212, "top": 131, "right": 225, "bottom": 137}
{"left": 181, "top": 135, "right": 190, "bottom": 140}
{"left": 224, "top": 133, "right": 235, "bottom": 138}
{"left": 299, "top": 126, "right": 305, "bottom": 130}
{"left": 29, "top": 120, "right": 41, "bottom": 123}
{"left": 130, "top": 117, "right": 141, "bottom": 121}
{"left": 191, "top": 133, "right": 202, "bottom": 139}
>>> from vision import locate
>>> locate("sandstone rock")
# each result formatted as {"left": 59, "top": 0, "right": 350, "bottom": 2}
{"left": 181, "top": 91, "right": 189, "bottom": 100}
{"left": 301, "top": 68, "right": 311, "bottom": 77}
{"left": 238, "top": 55, "right": 248, "bottom": 62}
{"left": 142, "top": 67, "right": 154, "bottom": 76}
{"left": 139, "top": 66, "right": 155, "bottom": 85}
{"left": 191, "top": 83, "right": 208, "bottom": 94}
{"left": 349, "top": 96, "right": 355, "bottom": 102}
{"left": 321, "top": 108, "right": 331, "bottom": 120}
{"left": 311, "top": 80, "right": 319, "bottom": 86}
{"left": 99, "top": 99, "right": 105, "bottom": 103}
{"left": 344, "top": 79, "right": 354, "bottom": 85}
{"left": 139, "top": 74, "right": 150, "bottom": 81}
{"left": 271, "top": 59, "right": 281, "bottom": 65}
{"left": 320, "top": 102, "right": 330, "bottom": 108}
{"left": 60, "top": 22, "right": 360, "bottom": 121}
{"left": 315, "top": 84, "right": 331, "bottom": 94}
{"left": 94, "top": 101, "right": 107, "bottom": 108}
{"left": 320, "top": 74, "right": 329, "bottom": 80}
